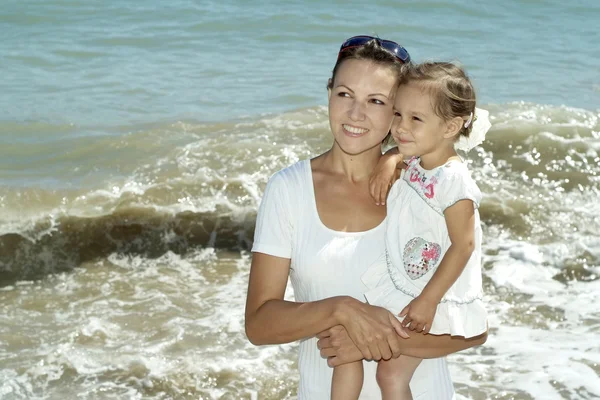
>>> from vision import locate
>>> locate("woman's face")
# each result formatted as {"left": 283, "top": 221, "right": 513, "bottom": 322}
{"left": 328, "top": 58, "right": 397, "bottom": 156}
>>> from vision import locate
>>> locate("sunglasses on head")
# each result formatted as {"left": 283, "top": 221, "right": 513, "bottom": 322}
{"left": 338, "top": 35, "right": 411, "bottom": 64}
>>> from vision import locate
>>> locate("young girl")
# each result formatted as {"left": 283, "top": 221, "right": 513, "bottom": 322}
{"left": 331, "top": 61, "right": 491, "bottom": 400}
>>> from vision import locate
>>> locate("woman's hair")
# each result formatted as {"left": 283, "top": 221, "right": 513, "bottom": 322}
{"left": 327, "top": 38, "right": 409, "bottom": 90}
{"left": 398, "top": 61, "right": 476, "bottom": 137}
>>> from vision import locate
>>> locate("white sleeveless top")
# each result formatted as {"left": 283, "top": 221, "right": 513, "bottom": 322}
{"left": 252, "top": 159, "right": 456, "bottom": 400}
{"left": 363, "top": 157, "right": 488, "bottom": 338}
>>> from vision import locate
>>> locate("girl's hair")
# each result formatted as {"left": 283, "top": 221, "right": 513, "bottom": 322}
{"left": 327, "top": 38, "right": 409, "bottom": 90}
{"left": 399, "top": 62, "right": 476, "bottom": 137}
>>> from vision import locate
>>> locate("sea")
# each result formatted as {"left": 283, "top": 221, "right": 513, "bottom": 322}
{"left": 1, "top": 0, "right": 599, "bottom": 399}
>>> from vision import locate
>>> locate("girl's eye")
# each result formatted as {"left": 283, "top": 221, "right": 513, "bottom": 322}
{"left": 394, "top": 111, "right": 401, "bottom": 117}
{"left": 412, "top": 116, "right": 422, "bottom": 122}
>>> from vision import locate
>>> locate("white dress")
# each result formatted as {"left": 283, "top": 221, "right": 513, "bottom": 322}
{"left": 252, "top": 159, "right": 456, "bottom": 400}
{"left": 363, "top": 157, "right": 487, "bottom": 338}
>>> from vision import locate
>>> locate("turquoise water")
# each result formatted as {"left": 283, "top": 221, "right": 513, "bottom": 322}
{"left": 2, "top": 0, "right": 599, "bottom": 132}
{"left": 1, "top": 1, "right": 600, "bottom": 399}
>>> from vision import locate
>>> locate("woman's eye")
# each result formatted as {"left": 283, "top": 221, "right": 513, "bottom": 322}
{"left": 371, "top": 99, "right": 385, "bottom": 105}
{"left": 394, "top": 111, "right": 401, "bottom": 117}
{"left": 337, "top": 92, "right": 350, "bottom": 97}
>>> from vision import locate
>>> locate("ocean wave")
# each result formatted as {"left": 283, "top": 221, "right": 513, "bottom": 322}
{"left": 0, "top": 207, "right": 256, "bottom": 285}
{"left": 1, "top": 104, "right": 599, "bottom": 284}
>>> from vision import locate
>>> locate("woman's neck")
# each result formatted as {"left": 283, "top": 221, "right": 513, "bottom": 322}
{"left": 317, "top": 144, "right": 382, "bottom": 183}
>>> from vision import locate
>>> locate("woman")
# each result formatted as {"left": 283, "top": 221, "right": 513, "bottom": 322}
{"left": 245, "top": 36, "right": 487, "bottom": 399}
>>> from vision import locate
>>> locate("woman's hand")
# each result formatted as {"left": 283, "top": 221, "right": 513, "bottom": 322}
{"left": 369, "top": 149, "right": 403, "bottom": 206}
{"left": 316, "top": 325, "right": 364, "bottom": 367}
{"left": 399, "top": 295, "right": 438, "bottom": 334}
{"left": 335, "top": 298, "right": 409, "bottom": 362}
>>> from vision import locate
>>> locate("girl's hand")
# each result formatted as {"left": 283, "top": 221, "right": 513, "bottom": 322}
{"left": 336, "top": 299, "right": 409, "bottom": 361}
{"left": 369, "top": 150, "right": 403, "bottom": 206}
{"left": 399, "top": 295, "right": 438, "bottom": 334}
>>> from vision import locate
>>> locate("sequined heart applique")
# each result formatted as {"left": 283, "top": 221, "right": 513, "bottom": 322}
{"left": 403, "top": 237, "right": 442, "bottom": 280}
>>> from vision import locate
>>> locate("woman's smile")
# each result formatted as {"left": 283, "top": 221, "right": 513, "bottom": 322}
{"left": 342, "top": 124, "right": 369, "bottom": 137}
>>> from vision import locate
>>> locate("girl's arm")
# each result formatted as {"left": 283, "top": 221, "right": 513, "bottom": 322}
{"left": 369, "top": 147, "right": 404, "bottom": 205}
{"left": 317, "top": 324, "right": 487, "bottom": 367}
{"left": 399, "top": 199, "right": 476, "bottom": 332}
{"left": 420, "top": 199, "right": 476, "bottom": 302}
{"left": 245, "top": 252, "right": 408, "bottom": 360}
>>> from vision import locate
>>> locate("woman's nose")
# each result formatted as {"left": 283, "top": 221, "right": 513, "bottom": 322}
{"left": 348, "top": 100, "right": 366, "bottom": 121}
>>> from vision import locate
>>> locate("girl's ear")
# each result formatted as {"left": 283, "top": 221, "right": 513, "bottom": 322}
{"left": 443, "top": 116, "right": 464, "bottom": 139}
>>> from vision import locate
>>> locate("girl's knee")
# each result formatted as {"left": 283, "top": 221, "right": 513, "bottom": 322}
{"left": 376, "top": 361, "right": 409, "bottom": 386}
{"left": 377, "top": 356, "right": 421, "bottom": 389}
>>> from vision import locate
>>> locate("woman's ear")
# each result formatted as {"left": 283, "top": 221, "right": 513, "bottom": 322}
{"left": 327, "top": 79, "right": 333, "bottom": 100}
{"left": 444, "top": 116, "right": 464, "bottom": 139}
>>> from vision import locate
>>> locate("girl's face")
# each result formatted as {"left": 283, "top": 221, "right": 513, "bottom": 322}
{"left": 328, "top": 59, "right": 397, "bottom": 156}
{"left": 391, "top": 82, "right": 453, "bottom": 161}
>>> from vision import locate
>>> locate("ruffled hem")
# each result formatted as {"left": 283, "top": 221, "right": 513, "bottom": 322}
{"left": 361, "top": 253, "right": 487, "bottom": 338}
{"left": 362, "top": 251, "right": 484, "bottom": 303}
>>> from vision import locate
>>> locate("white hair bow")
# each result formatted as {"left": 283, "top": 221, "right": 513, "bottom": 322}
{"left": 455, "top": 108, "right": 492, "bottom": 151}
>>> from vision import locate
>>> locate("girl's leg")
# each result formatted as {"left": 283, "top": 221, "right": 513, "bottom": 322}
{"left": 332, "top": 360, "right": 363, "bottom": 400}
{"left": 376, "top": 355, "right": 422, "bottom": 400}
{"left": 317, "top": 325, "right": 487, "bottom": 361}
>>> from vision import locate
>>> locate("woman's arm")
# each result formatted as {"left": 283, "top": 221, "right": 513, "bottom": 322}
{"left": 245, "top": 252, "right": 343, "bottom": 345}
{"left": 245, "top": 252, "right": 408, "bottom": 360}
{"left": 317, "top": 325, "right": 487, "bottom": 367}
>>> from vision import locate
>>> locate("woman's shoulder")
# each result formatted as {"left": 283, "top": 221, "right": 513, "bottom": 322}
{"left": 268, "top": 159, "right": 310, "bottom": 187}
